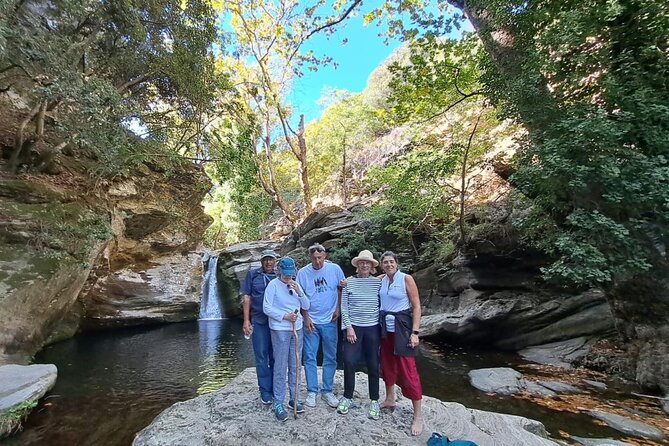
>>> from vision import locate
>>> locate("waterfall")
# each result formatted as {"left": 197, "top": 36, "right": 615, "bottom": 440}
{"left": 199, "top": 255, "right": 224, "bottom": 320}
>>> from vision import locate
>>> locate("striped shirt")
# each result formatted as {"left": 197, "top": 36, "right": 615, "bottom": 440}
{"left": 341, "top": 275, "right": 381, "bottom": 329}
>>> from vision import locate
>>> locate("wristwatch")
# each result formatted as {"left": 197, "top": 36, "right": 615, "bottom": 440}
{"left": 412, "top": 330, "right": 419, "bottom": 335}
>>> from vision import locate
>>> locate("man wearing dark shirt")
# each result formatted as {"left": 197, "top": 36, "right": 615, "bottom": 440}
{"left": 241, "top": 249, "right": 278, "bottom": 404}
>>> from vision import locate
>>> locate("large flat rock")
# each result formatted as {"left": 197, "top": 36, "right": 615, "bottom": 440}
{"left": 468, "top": 367, "right": 525, "bottom": 395}
{"left": 0, "top": 364, "right": 57, "bottom": 412}
{"left": 571, "top": 436, "right": 633, "bottom": 446}
{"left": 133, "top": 368, "right": 561, "bottom": 446}
{"left": 587, "top": 410, "right": 665, "bottom": 441}
{"left": 518, "top": 337, "right": 594, "bottom": 369}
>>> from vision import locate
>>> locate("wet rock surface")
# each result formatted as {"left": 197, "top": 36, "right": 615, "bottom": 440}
{"left": 0, "top": 364, "right": 57, "bottom": 437}
{"left": 587, "top": 410, "right": 666, "bottom": 442}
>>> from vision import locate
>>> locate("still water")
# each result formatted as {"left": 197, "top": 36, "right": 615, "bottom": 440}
{"left": 8, "top": 319, "right": 622, "bottom": 445}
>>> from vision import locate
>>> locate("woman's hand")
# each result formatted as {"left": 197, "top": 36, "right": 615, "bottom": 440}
{"left": 339, "top": 278, "right": 348, "bottom": 289}
{"left": 286, "top": 279, "right": 301, "bottom": 296}
{"left": 283, "top": 312, "right": 298, "bottom": 322}
{"left": 346, "top": 327, "right": 357, "bottom": 344}
{"left": 408, "top": 333, "right": 420, "bottom": 348}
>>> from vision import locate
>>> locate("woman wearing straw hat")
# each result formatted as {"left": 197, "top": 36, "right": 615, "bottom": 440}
{"left": 337, "top": 250, "right": 382, "bottom": 421}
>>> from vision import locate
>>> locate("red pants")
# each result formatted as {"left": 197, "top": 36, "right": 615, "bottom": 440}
{"left": 380, "top": 333, "right": 422, "bottom": 400}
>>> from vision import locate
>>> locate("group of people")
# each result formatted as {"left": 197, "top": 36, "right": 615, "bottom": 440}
{"left": 240, "top": 244, "right": 424, "bottom": 436}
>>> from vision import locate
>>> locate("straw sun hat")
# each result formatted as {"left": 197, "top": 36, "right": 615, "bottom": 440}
{"left": 351, "top": 250, "right": 379, "bottom": 267}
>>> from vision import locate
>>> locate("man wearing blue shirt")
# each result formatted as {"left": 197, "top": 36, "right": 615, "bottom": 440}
{"left": 297, "top": 243, "right": 345, "bottom": 408}
{"left": 241, "top": 249, "right": 278, "bottom": 404}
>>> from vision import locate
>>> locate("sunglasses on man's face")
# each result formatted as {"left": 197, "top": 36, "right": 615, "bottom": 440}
{"left": 309, "top": 246, "right": 325, "bottom": 254}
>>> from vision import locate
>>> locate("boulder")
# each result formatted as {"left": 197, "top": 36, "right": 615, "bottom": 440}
{"left": 0, "top": 364, "right": 57, "bottom": 437}
{"left": 469, "top": 368, "right": 583, "bottom": 397}
{"left": 587, "top": 410, "right": 665, "bottom": 441}
{"left": 279, "top": 206, "right": 359, "bottom": 264}
{"left": 133, "top": 368, "right": 561, "bottom": 446}
{"left": 518, "top": 337, "right": 594, "bottom": 369}
{"left": 468, "top": 368, "right": 525, "bottom": 395}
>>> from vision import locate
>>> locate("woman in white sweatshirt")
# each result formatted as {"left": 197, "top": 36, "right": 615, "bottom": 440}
{"left": 263, "top": 256, "right": 310, "bottom": 422}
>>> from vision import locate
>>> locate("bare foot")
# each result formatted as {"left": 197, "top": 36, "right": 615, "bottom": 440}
{"left": 379, "top": 399, "right": 396, "bottom": 411}
{"left": 411, "top": 416, "right": 424, "bottom": 436}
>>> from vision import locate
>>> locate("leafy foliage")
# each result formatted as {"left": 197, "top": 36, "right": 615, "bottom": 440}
{"left": 0, "top": 0, "right": 224, "bottom": 173}
{"left": 480, "top": 0, "right": 669, "bottom": 287}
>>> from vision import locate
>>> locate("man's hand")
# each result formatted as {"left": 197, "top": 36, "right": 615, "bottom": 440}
{"left": 243, "top": 320, "right": 252, "bottom": 337}
{"left": 304, "top": 313, "right": 315, "bottom": 334}
{"left": 331, "top": 308, "right": 340, "bottom": 322}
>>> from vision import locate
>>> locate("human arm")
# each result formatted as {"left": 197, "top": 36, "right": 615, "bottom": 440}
{"left": 340, "top": 280, "right": 357, "bottom": 343}
{"left": 332, "top": 266, "right": 345, "bottom": 322}
{"left": 406, "top": 274, "right": 421, "bottom": 347}
{"left": 242, "top": 294, "right": 252, "bottom": 336}
{"left": 290, "top": 280, "right": 310, "bottom": 310}
{"left": 263, "top": 281, "right": 286, "bottom": 322}
{"left": 240, "top": 271, "right": 254, "bottom": 336}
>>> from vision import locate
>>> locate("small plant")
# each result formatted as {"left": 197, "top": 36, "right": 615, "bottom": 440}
{"left": 0, "top": 400, "right": 37, "bottom": 437}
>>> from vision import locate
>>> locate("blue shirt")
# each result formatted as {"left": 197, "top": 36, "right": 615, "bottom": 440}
{"left": 240, "top": 267, "right": 276, "bottom": 324}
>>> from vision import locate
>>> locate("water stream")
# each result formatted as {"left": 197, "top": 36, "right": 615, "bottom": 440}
{"left": 7, "top": 319, "right": 626, "bottom": 446}
{"left": 199, "top": 255, "right": 223, "bottom": 320}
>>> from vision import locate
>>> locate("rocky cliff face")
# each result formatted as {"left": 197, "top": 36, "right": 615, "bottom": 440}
{"left": 0, "top": 155, "right": 212, "bottom": 361}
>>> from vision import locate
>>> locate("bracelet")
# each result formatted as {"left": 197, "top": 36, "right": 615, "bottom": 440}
{"left": 412, "top": 330, "right": 420, "bottom": 335}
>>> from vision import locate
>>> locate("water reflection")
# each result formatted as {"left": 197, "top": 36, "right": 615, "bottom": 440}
{"left": 197, "top": 320, "right": 254, "bottom": 395}
{"left": 8, "top": 320, "right": 255, "bottom": 446}
{"left": 8, "top": 321, "right": 625, "bottom": 446}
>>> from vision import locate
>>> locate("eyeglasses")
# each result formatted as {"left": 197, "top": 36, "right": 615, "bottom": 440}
{"left": 308, "top": 245, "right": 325, "bottom": 254}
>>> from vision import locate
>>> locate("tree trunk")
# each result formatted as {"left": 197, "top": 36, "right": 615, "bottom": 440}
{"left": 450, "top": 0, "right": 556, "bottom": 131}
{"left": 296, "top": 115, "right": 312, "bottom": 215}
{"left": 8, "top": 102, "right": 42, "bottom": 172}
{"left": 260, "top": 119, "right": 297, "bottom": 223}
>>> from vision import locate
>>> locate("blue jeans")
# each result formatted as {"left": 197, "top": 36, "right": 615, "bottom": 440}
{"left": 303, "top": 321, "right": 338, "bottom": 394}
{"left": 270, "top": 328, "right": 303, "bottom": 404}
{"left": 252, "top": 321, "right": 273, "bottom": 401}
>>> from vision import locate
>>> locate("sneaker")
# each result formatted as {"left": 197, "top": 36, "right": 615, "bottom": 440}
{"left": 368, "top": 400, "right": 380, "bottom": 420}
{"left": 337, "top": 397, "right": 352, "bottom": 415}
{"left": 274, "top": 403, "right": 288, "bottom": 422}
{"left": 322, "top": 392, "right": 339, "bottom": 408}
{"left": 305, "top": 392, "right": 317, "bottom": 407}
{"left": 261, "top": 395, "right": 273, "bottom": 405}
{"left": 288, "top": 400, "right": 305, "bottom": 413}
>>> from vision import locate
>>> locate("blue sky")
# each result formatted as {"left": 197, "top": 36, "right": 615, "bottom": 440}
{"left": 289, "top": 12, "right": 473, "bottom": 120}
{"left": 288, "top": 16, "right": 403, "bottom": 120}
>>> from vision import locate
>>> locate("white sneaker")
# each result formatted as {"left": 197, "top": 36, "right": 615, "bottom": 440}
{"left": 322, "top": 392, "right": 339, "bottom": 408}
{"left": 305, "top": 392, "right": 317, "bottom": 407}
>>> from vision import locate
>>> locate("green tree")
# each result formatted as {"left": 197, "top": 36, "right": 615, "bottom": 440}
{"left": 0, "top": 0, "right": 224, "bottom": 173}
{"left": 306, "top": 91, "right": 388, "bottom": 202}
{"left": 220, "top": 0, "right": 365, "bottom": 222}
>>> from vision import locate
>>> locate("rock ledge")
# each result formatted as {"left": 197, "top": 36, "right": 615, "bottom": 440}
{"left": 134, "top": 367, "right": 561, "bottom": 446}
